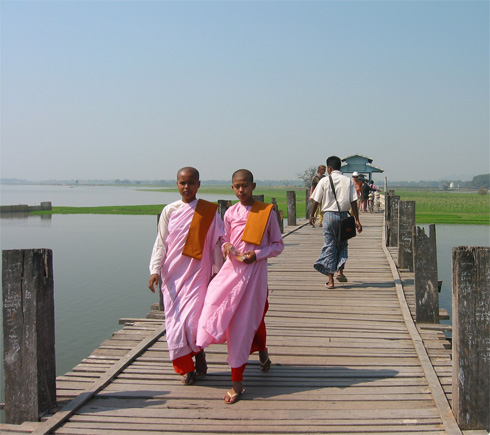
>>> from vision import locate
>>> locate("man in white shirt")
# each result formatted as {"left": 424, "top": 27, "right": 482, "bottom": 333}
{"left": 309, "top": 156, "right": 362, "bottom": 289}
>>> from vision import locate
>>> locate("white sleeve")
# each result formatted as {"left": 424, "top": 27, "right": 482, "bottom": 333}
{"left": 149, "top": 205, "right": 172, "bottom": 275}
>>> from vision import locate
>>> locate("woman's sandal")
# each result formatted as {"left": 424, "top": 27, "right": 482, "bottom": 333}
{"left": 195, "top": 351, "right": 208, "bottom": 378}
{"left": 224, "top": 389, "right": 244, "bottom": 404}
{"left": 181, "top": 371, "right": 196, "bottom": 385}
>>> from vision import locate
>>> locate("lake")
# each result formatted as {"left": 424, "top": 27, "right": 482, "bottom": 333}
{"left": 0, "top": 183, "right": 237, "bottom": 420}
{"left": 0, "top": 184, "right": 488, "bottom": 421}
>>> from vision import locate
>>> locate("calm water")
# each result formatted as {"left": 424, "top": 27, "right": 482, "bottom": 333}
{"left": 425, "top": 224, "right": 489, "bottom": 325}
{"left": 0, "top": 185, "right": 488, "bottom": 420}
{"left": 0, "top": 184, "right": 236, "bottom": 420}
{"left": 0, "top": 183, "right": 236, "bottom": 207}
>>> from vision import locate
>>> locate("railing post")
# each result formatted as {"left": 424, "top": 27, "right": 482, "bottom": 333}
{"left": 398, "top": 201, "right": 415, "bottom": 271}
{"left": 452, "top": 246, "right": 490, "bottom": 431}
{"left": 2, "top": 249, "right": 57, "bottom": 424}
{"left": 388, "top": 193, "right": 400, "bottom": 247}
{"left": 218, "top": 200, "right": 231, "bottom": 220}
{"left": 384, "top": 190, "right": 393, "bottom": 246}
{"left": 286, "top": 191, "right": 296, "bottom": 226}
{"left": 305, "top": 189, "right": 311, "bottom": 220}
{"left": 412, "top": 225, "right": 439, "bottom": 323}
{"left": 271, "top": 198, "right": 283, "bottom": 234}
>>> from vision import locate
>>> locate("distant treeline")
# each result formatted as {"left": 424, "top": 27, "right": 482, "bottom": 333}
{"left": 136, "top": 179, "right": 302, "bottom": 187}
{"left": 0, "top": 178, "right": 303, "bottom": 187}
{"left": 1, "top": 173, "right": 488, "bottom": 189}
{"left": 388, "top": 174, "right": 489, "bottom": 190}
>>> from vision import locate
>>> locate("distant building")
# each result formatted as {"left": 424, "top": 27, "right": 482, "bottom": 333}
{"left": 341, "top": 154, "right": 384, "bottom": 181}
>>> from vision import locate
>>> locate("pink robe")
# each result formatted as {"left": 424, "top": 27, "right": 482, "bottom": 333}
{"left": 150, "top": 199, "right": 224, "bottom": 361}
{"left": 196, "top": 202, "right": 284, "bottom": 368}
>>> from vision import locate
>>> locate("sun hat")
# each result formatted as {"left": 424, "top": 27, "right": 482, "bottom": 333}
{"left": 352, "top": 172, "right": 359, "bottom": 177}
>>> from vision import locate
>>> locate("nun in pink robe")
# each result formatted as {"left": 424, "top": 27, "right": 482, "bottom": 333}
{"left": 149, "top": 199, "right": 224, "bottom": 377}
{"left": 196, "top": 201, "right": 284, "bottom": 380}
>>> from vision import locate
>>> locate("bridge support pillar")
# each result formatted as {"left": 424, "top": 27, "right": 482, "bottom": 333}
{"left": 2, "top": 249, "right": 57, "bottom": 424}
{"left": 452, "top": 246, "right": 490, "bottom": 431}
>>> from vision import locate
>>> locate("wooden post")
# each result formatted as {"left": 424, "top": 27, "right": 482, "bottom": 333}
{"left": 388, "top": 194, "right": 400, "bottom": 247}
{"left": 2, "top": 249, "right": 56, "bottom": 424}
{"left": 398, "top": 201, "right": 415, "bottom": 270}
{"left": 286, "top": 191, "right": 296, "bottom": 226}
{"left": 271, "top": 198, "right": 283, "bottom": 234}
{"left": 218, "top": 200, "right": 230, "bottom": 219}
{"left": 452, "top": 246, "right": 490, "bottom": 431}
{"left": 384, "top": 190, "right": 393, "bottom": 246}
{"left": 412, "top": 225, "right": 439, "bottom": 323}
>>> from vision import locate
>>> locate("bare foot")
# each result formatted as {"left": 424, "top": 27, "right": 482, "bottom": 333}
{"left": 259, "top": 349, "right": 271, "bottom": 372}
{"left": 195, "top": 350, "right": 207, "bottom": 378}
{"left": 181, "top": 371, "right": 196, "bottom": 385}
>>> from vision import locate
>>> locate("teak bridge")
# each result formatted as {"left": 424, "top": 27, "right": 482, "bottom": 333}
{"left": 2, "top": 208, "right": 489, "bottom": 434}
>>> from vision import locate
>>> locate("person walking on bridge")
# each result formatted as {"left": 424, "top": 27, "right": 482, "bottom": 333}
{"left": 309, "top": 156, "right": 362, "bottom": 289}
{"left": 148, "top": 167, "right": 224, "bottom": 386}
{"left": 197, "top": 169, "right": 284, "bottom": 404}
{"left": 309, "top": 164, "right": 326, "bottom": 226}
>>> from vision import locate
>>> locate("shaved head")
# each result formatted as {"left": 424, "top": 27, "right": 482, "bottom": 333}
{"left": 232, "top": 169, "right": 254, "bottom": 183}
{"left": 177, "top": 167, "right": 200, "bottom": 181}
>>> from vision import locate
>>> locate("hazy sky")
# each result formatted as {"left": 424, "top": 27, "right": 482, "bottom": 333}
{"left": 1, "top": 0, "right": 488, "bottom": 182}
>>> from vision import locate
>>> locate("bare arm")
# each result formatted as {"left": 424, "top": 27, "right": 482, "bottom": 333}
{"left": 309, "top": 200, "right": 319, "bottom": 226}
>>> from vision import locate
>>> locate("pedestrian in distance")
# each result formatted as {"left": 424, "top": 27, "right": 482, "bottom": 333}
{"left": 361, "top": 180, "right": 371, "bottom": 212}
{"left": 368, "top": 180, "right": 380, "bottom": 212}
{"left": 310, "top": 165, "right": 326, "bottom": 227}
{"left": 352, "top": 171, "right": 362, "bottom": 210}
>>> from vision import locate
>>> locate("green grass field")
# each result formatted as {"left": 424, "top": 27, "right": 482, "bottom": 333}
{"left": 32, "top": 186, "right": 489, "bottom": 225}
{"left": 396, "top": 191, "right": 489, "bottom": 225}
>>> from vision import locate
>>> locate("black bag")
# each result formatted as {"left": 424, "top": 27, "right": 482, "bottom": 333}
{"left": 339, "top": 214, "right": 356, "bottom": 241}
{"left": 328, "top": 175, "right": 357, "bottom": 242}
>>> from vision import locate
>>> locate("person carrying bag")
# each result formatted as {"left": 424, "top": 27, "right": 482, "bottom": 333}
{"left": 309, "top": 156, "right": 362, "bottom": 289}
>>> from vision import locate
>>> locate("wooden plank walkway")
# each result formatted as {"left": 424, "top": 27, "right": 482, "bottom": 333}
{"left": 1, "top": 213, "right": 472, "bottom": 434}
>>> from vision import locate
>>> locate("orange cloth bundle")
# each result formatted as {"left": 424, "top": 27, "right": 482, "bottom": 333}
{"left": 241, "top": 201, "right": 274, "bottom": 246}
{"left": 182, "top": 200, "right": 218, "bottom": 260}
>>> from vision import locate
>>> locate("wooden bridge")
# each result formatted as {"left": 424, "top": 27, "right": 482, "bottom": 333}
{"left": 1, "top": 213, "right": 484, "bottom": 434}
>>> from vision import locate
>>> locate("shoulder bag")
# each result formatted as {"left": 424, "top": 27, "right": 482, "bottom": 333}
{"left": 328, "top": 175, "right": 357, "bottom": 242}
